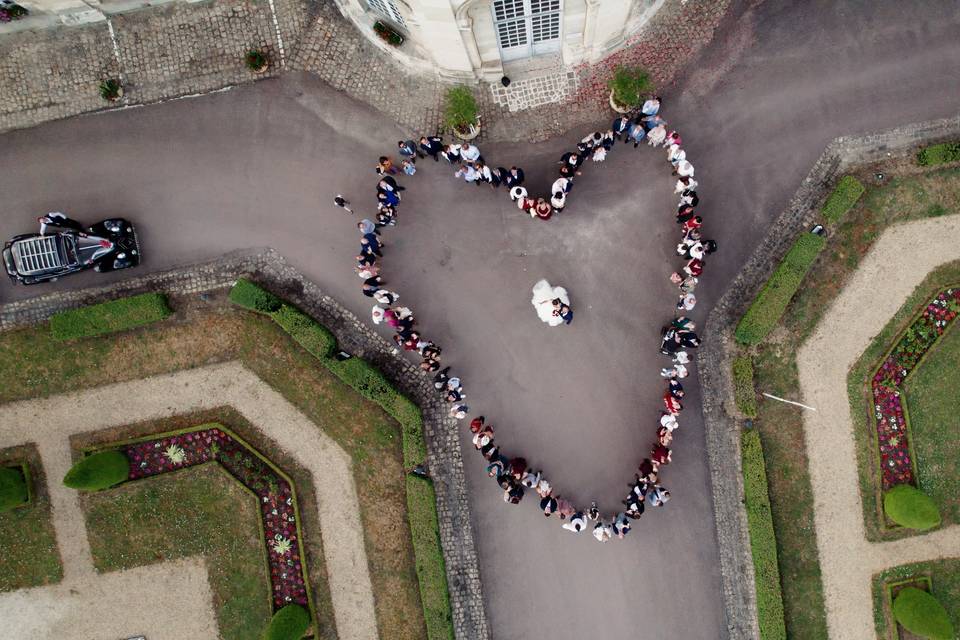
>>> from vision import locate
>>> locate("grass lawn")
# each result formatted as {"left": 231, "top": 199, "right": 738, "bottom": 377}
{"left": 0, "top": 444, "right": 63, "bottom": 592}
{"left": 746, "top": 164, "right": 960, "bottom": 638}
{"left": 0, "top": 298, "right": 428, "bottom": 640}
{"left": 872, "top": 559, "right": 960, "bottom": 640}
{"left": 83, "top": 464, "right": 271, "bottom": 640}
{"left": 904, "top": 322, "right": 960, "bottom": 526}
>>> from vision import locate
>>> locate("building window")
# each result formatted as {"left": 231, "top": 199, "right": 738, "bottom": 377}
{"left": 367, "top": 0, "right": 406, "bottom": 27}
{"left": 492, "top": 0, "right": 562, "bottom": 61}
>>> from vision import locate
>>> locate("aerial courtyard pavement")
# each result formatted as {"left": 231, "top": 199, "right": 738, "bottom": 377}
{"left": 798, "top": 214, "right": 960, "bottom": 639}
{"left": 0, "top": 1, "right": 959, "bottom": 638}
{"left": 0, "top": 362, "right": 377, "bottom": 640}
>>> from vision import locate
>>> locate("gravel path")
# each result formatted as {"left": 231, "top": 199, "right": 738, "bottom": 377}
{"left": 797, "top": 214, "right": 960, "bottom": 639}
{"left": 0, "top": 361, "right": 377, "bottom": 640}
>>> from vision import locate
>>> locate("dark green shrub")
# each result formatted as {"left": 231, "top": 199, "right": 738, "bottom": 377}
{"left": 735, "top": 233, "right": 826, "bottom": 345}
{"left": 63, "top": 451, "right": 129, "bottom": 491}
{"left": 270, "top": 304, "right": 336, "bottom": 360}
{"left": 741, "top": 429, "right": 787, "bottom": 640}
{"left": 883, "top": 485, "right": 941, "bottom": 530}
{"left": 245, "top": 48, "right": 268, "bottom": 71}
{"left": 892, "top": 586, "right": 955, "bottom": 640}
{"left": 261, "top": 604, "right": 310, "bottom": 640}
{"left": 821, "top": 175, "right": 864, "bottom": 224}
{"left": 0, "top": 466, "right": 28, "bottom": 512}
{"left": 917, "top": 142, "right": 960, "bottom": 166}
{"left": 608, "top": 66, "right": 653, "bottom": 109}
{"left": 50, "top": 293, "right": 171, "bottom": 341}
{"left": 407, "top": 476, "right": 454, "bottom": 640}
{"left": 229, "top": 279, "right": 282, "bottom": 314}
{"left": 732, "top": 355, "right": 758, "bottom": 418}
{"left": 98, "top": 78, "right": 122, "bottom": 101}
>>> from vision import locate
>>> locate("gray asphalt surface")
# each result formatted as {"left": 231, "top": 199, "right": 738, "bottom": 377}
{"left": 1, "top": 1, "right": 958, "bottom": 638}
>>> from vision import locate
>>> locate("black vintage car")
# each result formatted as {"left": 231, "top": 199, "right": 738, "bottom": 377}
{"left": 3, "top": 217, "right": 141, "bottom": 285}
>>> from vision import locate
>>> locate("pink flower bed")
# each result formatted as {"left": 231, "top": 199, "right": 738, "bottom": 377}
{"left": 123, "top": 426, "right": 309, "bottom": 610}
{"left": 870, "top": 287, "right": 960, "bottom": 489}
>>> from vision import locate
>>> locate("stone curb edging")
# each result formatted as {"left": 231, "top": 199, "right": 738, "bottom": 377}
{"left": 698, "top": 114, "right": 960, "bottom": 640}
{"left": 0, "top": 247, "right": 490, "bottom": 640}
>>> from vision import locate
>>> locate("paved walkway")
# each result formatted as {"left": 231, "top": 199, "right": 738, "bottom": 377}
{"left": 0, "top": 362, "right": 377, "bottom": 640}
{"left": 797, "top": 214, "right": 960, "bottom": 640}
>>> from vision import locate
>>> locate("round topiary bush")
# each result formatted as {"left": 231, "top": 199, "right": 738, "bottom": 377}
{"left": 0, "top": 466, "right": 28, "bottom": 512}
{"left": 63, "top": 451, "right": 130, "bottom": 491}
{"left": 892, "top": 586, "right": 955, "bottom": 640}
{"left": 261, "top": 604, "right": 310, "bottom": 640}
{"left": 883, "top": 485, "right": 941, "bottom": 530}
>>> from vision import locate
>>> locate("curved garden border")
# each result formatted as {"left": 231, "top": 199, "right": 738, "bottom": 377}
{"left": 868, "top": 286, "right": 960, "bottom": 494}
{"left": 82, "top": 423, "right": 316, "bottom": 619}
{"left": 354, "top": 105, "right": 706, "bottom": 534}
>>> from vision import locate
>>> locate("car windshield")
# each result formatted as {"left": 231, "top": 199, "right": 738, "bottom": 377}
{"left": 60, "top": 235, "right": 78, "bottom": 266}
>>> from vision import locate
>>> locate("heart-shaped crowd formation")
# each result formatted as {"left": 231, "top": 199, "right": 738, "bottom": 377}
{"left": 344, "top": 99, "right": 712, "bottom": 542}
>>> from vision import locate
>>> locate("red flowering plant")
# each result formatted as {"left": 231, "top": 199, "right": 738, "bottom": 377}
{"left": 123, "top": 426, "right": 310, "bottom": 610}
{"left": 870, "top": 287, "right": 960, "bottom": 489}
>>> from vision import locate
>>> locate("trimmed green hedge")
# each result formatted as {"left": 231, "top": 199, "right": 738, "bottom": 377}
{"left": 732, "top": 355, "right": 758, "bottom": 418}
{"left": 892, "top": 587, "right": 955, "bottom": 640}
{"left": 407, "top": 476, "right": 454, "bottom": 640}
{"left": 821, "top": 175, "right": 865, "bottom": 224}
{"left": 741, "top": 429, "right": 787, "bottom": 640}
{"left": 229, "top": 279, "right": 449, "bottom": 639}
{"left": 50, "top": 293, "right": 171, "bottom": 341}
{"left": 63, "top": 450, "right": 130, "bottom": 491}
{"left": 883, "top": 484, "right": 941, "bottom": 530}
{"left": 0, "top": 466, "right": 28, "bottom": 512}
{"left": 270, "top": 304, "right": 336, "bottom": 360}
{"left": 230, "top": 278, "right": 282, "bottom": 313}
{"left": 917, "top": 142, "right": 960, "bottom": 167}
{"left": 735, "top": 233, "right": 826, "bottom": 345}
{"left": 261, "top": 604, "right": 311, "bottom": 640}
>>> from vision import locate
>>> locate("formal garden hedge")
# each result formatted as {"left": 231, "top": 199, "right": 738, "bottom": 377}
{"left": 229, "top": 279, "right": 451, "bottom": 640}
{"left": 892, "top": 586, "right": 955, "bottom": 640}
{"left": 883, "top": 485, "right": 941, "bottom": 531}
{"left": 732, "top": 356, "right": 758, "bottom": 418}
{"left": 262, "top": 604, "right": 311, "bottom": 640}
{"left": 917, "top": 141, "right": 960, "bottom": 167}
{"left": 62, "top": 450, "right": 130, "bottom": 491}
{"left": 821, "top": 175, "right": 865, "bottom": 224}
{"left": 741, "top": 429, "right": 786, "bottom": 640}
{"left": 0, "top": 464, "right": 29, "bottom": 512}
{"left": 50, "top": 292, "right": 171, "bottom": 341}
{"left": 735, "top": 233, "right": 826, "bottom": 345}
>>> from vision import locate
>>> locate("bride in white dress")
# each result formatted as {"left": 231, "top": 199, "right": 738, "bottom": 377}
{"left": 531, "top": 279, "right": 569, "bottom": 327}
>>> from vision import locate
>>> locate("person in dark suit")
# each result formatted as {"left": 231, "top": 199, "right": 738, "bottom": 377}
{"left": 419, "top": 136, "right": 444, "bottom": 161}
{"left": 504, "top": 166, "right": 525, "bottom": 188}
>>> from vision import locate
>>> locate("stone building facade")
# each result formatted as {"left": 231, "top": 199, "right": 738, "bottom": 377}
{"left": 333, "top": 0, "right": 665, "bottom": 80}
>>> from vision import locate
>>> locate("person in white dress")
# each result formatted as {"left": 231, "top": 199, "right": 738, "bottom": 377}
{"left": 531, "top": 279, "right": 571, "bottom": 326}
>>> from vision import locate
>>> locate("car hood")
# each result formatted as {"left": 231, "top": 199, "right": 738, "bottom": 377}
{"left": 75, "top": 234, "right": 114, "bottom": 265}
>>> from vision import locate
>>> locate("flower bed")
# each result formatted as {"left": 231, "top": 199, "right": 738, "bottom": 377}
{"left": 870, "top": 287, "right": 960, "bottom": 489}
{"left": 103, "top": 424, "right": 313, "bottom": 616}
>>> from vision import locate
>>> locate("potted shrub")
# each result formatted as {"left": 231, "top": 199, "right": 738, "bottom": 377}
{"left": 608, "top": 66, "right": 652, "bottom": 113}
{"left": 245, "top": 48, "right": 269, "bottom": 73}
{"left": 99, "top": 78, "right": 123, "bottom": 102}
{"left": 445, "top": 85, "right": 481, "bottom": 140}
{"left": 373, "top": 21, "right": 404, "bottom": 46}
